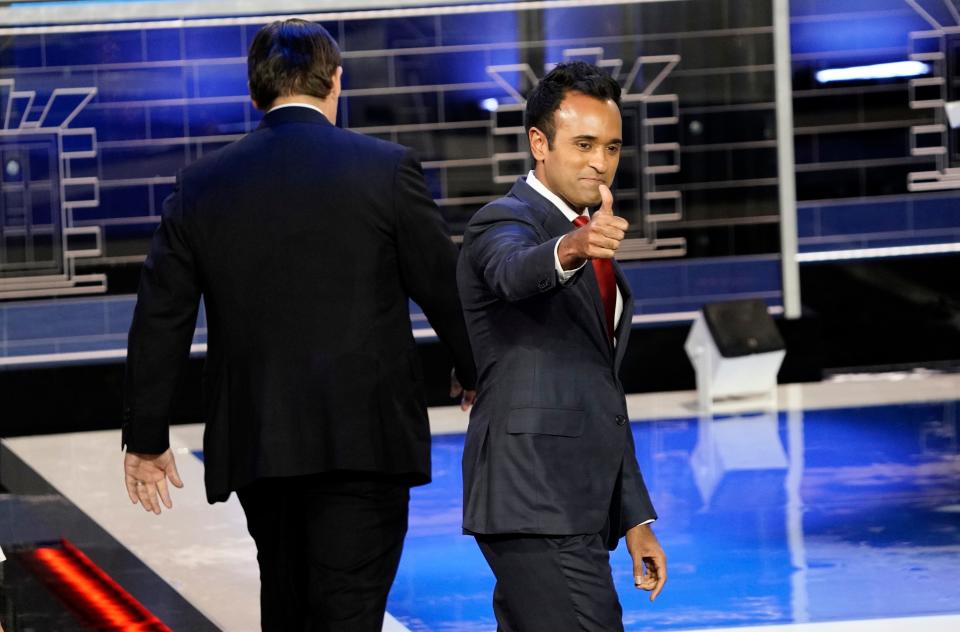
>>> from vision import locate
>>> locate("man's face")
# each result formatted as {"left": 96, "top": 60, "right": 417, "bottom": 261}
{"left": 530, "top": 91, "right": 623, "bottom": 210}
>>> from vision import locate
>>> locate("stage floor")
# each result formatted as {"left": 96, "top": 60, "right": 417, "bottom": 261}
{"left": 2, "top": 372, "right": 959, "bottom": 631}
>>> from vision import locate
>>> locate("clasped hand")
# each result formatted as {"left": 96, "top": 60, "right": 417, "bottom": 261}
{"left": 626, "top": 522, "right": 668, "bottom": 602}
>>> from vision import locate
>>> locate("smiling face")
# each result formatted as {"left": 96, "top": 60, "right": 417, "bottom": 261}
{"left": 529, "top": 91, "right": 623, "bottom": 210}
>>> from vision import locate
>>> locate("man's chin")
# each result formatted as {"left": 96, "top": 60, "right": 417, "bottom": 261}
{"left": 579, "top": 194, "right": 602, "bottom": 208}
{"left": 576, "top": 185, "right": 603, "bottom": 207}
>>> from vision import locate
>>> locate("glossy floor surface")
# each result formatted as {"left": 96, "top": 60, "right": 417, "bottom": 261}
{"left": 2, "top": 373, "right": 959, "bottom": 631}
{"left": 391, "top": 401, "right": 960, "bottom": 631}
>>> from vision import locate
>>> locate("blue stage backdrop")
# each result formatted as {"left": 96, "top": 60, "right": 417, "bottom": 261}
{"left": 1, "top": 0, "right": 958, "bottom": 315}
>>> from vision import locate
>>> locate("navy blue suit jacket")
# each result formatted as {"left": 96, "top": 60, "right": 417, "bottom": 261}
{"left": 457, "top": 178, "right": 656, "bottom": 547}
{"left": 123, "top": 107, "right": 476, "bottom": 502}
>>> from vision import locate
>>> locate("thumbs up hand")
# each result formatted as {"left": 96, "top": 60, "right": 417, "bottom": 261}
{"left": 596, "top": 183, "right": 616, "bottom": 216}
{"left": 557, "top": 184, "right": 629, "bottom": 269}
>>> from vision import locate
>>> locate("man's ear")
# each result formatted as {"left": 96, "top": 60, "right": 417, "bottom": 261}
{"left": 529, "top": 127, "right": 548, "bottom": 162}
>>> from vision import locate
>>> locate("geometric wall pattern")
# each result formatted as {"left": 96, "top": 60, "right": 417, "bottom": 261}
{"left": 904, "top": 0, "right": 960, "bottom": 191}
{"left": 0, "top": 80, "right": 105, "bottom": 298}
{"left": 790, "top": 0, "right": 960, "bottom": 258}
{"left": 2, "top": 0, "right": 959, "bottom": 313}
{"left": 0, "top": 0, "right": 785, "bottom": 316}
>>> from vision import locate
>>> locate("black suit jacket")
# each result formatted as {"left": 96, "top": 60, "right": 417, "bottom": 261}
{"left": 123, "top": 106, "right": 476, "bottom": 503}
{"left": 457, "top": 178, "right": 656, "bottom": 547}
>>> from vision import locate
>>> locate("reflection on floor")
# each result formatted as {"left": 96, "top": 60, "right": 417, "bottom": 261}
{"left": 2, "top": 373, "right": 959, "bottom": 631}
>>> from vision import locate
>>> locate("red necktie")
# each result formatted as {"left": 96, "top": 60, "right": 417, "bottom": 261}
{"left": 572, "top": 215, "right": 616, "bottom": 344}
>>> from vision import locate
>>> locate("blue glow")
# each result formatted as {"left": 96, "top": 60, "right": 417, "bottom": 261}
{"left": 791, "top": 7, "right": 928, "bottom": 58}
{"left": 385, "top": 401, "right": 960, "bottom": 629}
{"left": 816, "top": 61, "right": 931, "bottom": 84}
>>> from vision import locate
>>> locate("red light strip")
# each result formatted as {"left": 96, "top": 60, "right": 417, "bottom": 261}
{"left": 23, "top": 539, "right": 172, "bottom": 632}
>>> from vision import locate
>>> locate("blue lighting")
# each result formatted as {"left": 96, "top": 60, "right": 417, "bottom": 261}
{"left": 381, "top": 400, "right": 960, "bottom": 629}
{"left": 816, "top": 61, "right": 931, "bottom": 84}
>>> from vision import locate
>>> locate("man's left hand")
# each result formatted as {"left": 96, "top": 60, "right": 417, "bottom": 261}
{"left": 626, "top": 522, "right": 667, "bottom": 601}
{"left": 124, "top": 449, "right": 184, "bottom": 515}
{"left": 450, "top": 369, "right": 477, "bottom": 411}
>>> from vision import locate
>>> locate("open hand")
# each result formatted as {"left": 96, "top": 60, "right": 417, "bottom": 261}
{"left": 124, "top": 449, "right": 184, "bottom": 515}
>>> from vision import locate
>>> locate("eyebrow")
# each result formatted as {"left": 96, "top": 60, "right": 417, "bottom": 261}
{"left": 571, "top": 135, "right": 623, "bottom": 145}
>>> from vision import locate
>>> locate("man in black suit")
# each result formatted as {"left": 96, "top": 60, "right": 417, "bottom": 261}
{"left": 121, "top": 19, "right": 476, "bottom": 631}
{"left": 458, "top": 61, "right": 666, "bottom": 630}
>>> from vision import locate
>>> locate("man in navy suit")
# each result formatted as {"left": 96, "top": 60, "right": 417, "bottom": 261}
{"left": 458, "top": 61, "right": 667, "bottom": 630}
{"left": 121, "top": 19, "right": 476, "bottom": 631}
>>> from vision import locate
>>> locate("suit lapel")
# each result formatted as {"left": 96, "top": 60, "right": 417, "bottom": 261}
{"left": 612, "top": 261, "right": 633, "bottom": 371}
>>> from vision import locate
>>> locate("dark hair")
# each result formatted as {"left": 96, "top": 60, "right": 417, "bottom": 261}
{"left": 248, "top": 19, "right": 342, "bottom": 108}
{"left": 524, "top": 61, "right": 621, "bottom": 147}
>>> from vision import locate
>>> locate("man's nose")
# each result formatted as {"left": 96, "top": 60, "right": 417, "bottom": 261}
{"left": 589, "top": 148, "right": 609, "bottom": 173}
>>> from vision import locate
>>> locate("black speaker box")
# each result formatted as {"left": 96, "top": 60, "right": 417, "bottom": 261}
{"left": 702, "top": 299, "right": 785, "bottom": 358}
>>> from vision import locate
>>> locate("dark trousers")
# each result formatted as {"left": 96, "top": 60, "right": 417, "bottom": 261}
{"left": 237, "top": 473, "right": 410, "bottom": 632}
{"left": 476, "top": 533, "right": 624, "bottom": 632}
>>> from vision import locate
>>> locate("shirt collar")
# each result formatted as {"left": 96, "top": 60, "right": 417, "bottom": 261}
{"left": 267, "top": 102, "right": 329, "bottom": 120}
{"left": 525, "top": 171, "right": 588, "bottom": 223}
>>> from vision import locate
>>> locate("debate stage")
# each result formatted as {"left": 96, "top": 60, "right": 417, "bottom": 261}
{"left": 2, "top": 373, "right": 959, "bottom": 631}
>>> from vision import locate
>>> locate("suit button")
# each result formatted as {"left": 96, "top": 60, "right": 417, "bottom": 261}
{"left": 615, "top": 415, "right": 627, "bottom": 426}
{"left": 537, "top": 278, "right": 549, "bottom": 289}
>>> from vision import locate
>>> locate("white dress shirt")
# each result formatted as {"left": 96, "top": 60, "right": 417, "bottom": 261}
{"left": 525, "top": 171, "right": 624, "bottom": 341}
{"left": 267, "top": 102, "right": 330, "bottom": 120}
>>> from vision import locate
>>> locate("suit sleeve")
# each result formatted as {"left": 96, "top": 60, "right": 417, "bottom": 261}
{"left": 618, "top": 428, "right": 658, "bottom": 535}
{"left": 122, "top": 176, "right": 201, "bottom": 453}
{"left": 393, "top": 149, "right": 477, "bottom": 389}
{"left": 463, "top": 207, "right": 561, "bottom": 303}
